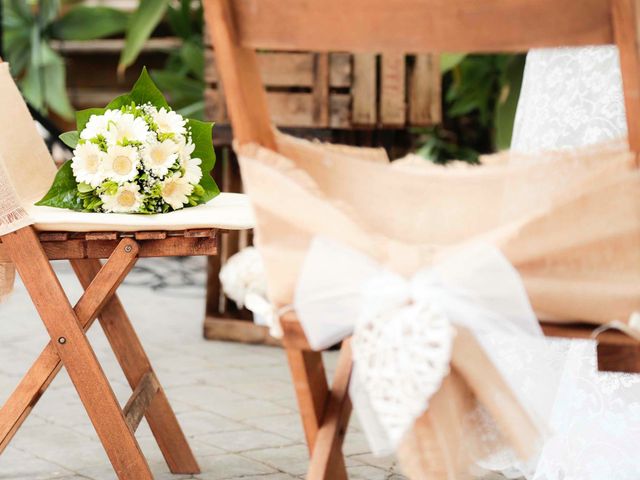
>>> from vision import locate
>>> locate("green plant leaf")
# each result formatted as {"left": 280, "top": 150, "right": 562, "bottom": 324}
{"left": 166, "top": 0, "right": 193, "bottom": 39}
{"left": 179, "top": 40, "right": 204, "bottom": 80}
{"left": 60, "top": 130, "right": 79, "bottom": 148}
{"left": 441, "top": 53, "right": 466, "bottom": 73}
{"left": 50, "top": 6, "right": 129, "bottom": 41}
{"left": 41, "top": 51, "right": 75, "bottom": 120}
{"left": 107, "top": 67, "right": 170, "bottom": 110}
{"left": 35, "top": 160, "right": 83, "bottom": 210}
{"left": 187, "top": 118, "right": 219, "bottom": 202}
{"left": 494, "top": 54, "right": 525, "bottom": 150}
{"left": 118, "top": 0, "right": 170, "bottom": 73}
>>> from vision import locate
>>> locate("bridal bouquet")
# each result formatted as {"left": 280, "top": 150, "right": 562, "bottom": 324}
{"left": 37, "top": 69, "right": 219, "bottom": 213}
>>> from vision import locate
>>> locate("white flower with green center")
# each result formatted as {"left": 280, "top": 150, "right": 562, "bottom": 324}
{"left": 153, "top": 107, "right": 187, "bottom": 136}
{"left": 106, "top": 113, "right": 149, "bottom": 145}
{"left": 181, "top": 156, "right": 203, "bottom": 184}
{"left": 101, "top": 183, "right": 143, "bottom": 213}
{"left": 160, "top": 174, "right": 193, "bottom": 210}
{"left": 142, "top": 139, "right": 179, "bottom": 177}
{"left": 103, "top": 145, "right": 140, "bottom": 183}
{"left": 80, "top": 110, "right": 122, "bottom": 140}
{"left": 71, "top": 143, "right": 105, "bottom": 187}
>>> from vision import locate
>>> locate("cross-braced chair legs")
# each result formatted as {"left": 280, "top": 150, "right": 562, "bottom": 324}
{"left": 0, "top": 227, "right": 200, "bottom": 479}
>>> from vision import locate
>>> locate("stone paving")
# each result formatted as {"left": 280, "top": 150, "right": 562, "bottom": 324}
{"left": 0, "top": 258, "right": 406, "bottom": 480}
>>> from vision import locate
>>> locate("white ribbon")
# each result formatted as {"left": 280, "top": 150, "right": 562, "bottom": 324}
{"left": 294, "top": 236, "right": 544, "bottom": 453}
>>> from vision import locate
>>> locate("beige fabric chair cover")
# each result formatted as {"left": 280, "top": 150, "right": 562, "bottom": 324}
{"left": 236, "top": 131, "right": 640, "bottom": 477}
{"left": 0, "top": 63, "right": 57, "bottom": 300}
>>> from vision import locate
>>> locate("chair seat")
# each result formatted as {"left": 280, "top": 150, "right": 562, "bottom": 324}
{"left": 28, "top": 193, "right": 255, "bottom": 232}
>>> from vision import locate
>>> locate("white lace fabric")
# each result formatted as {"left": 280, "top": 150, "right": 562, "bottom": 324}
{"left": 504, "top": 46, "right": 640, "bottom": 479}
{"left": 512, "top": 46, "right": 628, "bottom": 153}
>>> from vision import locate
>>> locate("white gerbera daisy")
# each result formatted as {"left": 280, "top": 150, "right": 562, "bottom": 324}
{"left": 160, "top": 174, "right": 193, "bottom": 210}
{"left": 101, "top": 183, "right": 143, "bottom": 213}
{"left": 80, "top": 109, "right": 122, "bottom": 140}
{"left": 142, "top": 139, "right": 179, "bottom": 177}
{"left": 181, "top": 156, "right": 202, "bottom": 184}
{"left": 178, "top": 140, "right": 196, "bottom": 162}
{"left": 103, "top": 145, "right": 140, "bottom": 183}
{"left": 71, "top": 143, "right": 105, "bottom": 187}
{"left": 153, "top": 107, "right": 187, "bottom": 136}
{"left": 105, "top": 113, "right": 150, "bottom": 145}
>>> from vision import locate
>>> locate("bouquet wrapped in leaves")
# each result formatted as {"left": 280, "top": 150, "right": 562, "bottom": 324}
{"left": 37, "top": 69, "right": 219, "bottom": 213}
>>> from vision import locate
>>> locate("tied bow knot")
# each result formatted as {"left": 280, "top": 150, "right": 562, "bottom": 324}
{"left": 293, "top": 236, "right": 543, "bottom": 452}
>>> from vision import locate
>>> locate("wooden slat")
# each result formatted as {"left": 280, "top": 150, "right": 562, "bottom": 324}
{"left": 203, "top": 316, "right": 281, "bottom": 346}
{"left": 380, "top": 53, "right": 406, "bottom": 126}
{"left": 85, "top": 231, "right": 118, "bottom": 241}
{"left": 0, "top": 238, "right": 139, "bottom": 455}
{"left": 232, "top": 0, "right": 613, "bottom": 53}
{"left": 408, "top": 54, "right": 442, "bottom": 126}
{"left": 206, "top": 51, "right": 352, "bottom": 88}
{"left": 205, "top": 90, "right": 351, "bottom": 128}
{"left": 312, "top": 53, "right": 330, "bottom": 127}
{"left": 541, "top": 323, "right": 639, "bottom": 346}
{"left": 52, "top": 37, "right": 181, "bottom": 53}
{"left": 351, "top": 54, "right": 377, "bottom": 126}
{"left": 123, "top": 372, "right": 161, "bottom": 432}
{"left": 38, "top": 236, "right": 217, "bottom": 260}
{"left": 183, "top": 228, "right": 216, "bottom": 238}
{"left": 598, "top": 342, "right": 640, "bottom": 373}
{"left": 39, "top": 232, "right": 69, "bottom": 242}
{"left": 134, "top": 231, "right": 167, "bottom": 240}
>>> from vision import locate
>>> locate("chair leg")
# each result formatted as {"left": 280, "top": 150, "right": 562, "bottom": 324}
{"left": 307, "top": 339, "right": 353, "bottom": 480}
{"left": 285, "top": 344, "right": 351, "bottom": 480}
{"left": 2, "top": 228, "right": 152, "bottom": 480}
{"left": 72, "top": 258, "right": 200, "bottom": 474}
{"left": 0, "top": 235, "right": 139, "bottom": 454}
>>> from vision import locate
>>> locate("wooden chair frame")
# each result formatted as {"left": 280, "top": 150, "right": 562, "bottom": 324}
{"left": 204, "top": 0, "right": 640, "bottom": 478}
{"left": 0, "top": 226, "right": 220, "bottom": 479}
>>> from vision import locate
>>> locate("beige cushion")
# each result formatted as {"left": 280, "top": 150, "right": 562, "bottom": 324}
{"left": 28, "top": 192, "right": 254, "bottom": 232}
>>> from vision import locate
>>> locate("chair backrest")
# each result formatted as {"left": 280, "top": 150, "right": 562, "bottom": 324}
{"left": 203, "top": 0, "right": 640, "bottom": 159}
{"left": 0, "top": 59, "right": 57, "bottom": 205}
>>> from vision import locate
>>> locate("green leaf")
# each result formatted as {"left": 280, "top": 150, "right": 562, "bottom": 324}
{"left": 60, "top": 131, "right": 79, "bottom": 148}
{"left": 166, "top": 0, "right": 193, "bottom": 39}
{"left": 179, "top": 40, "right": 204, "bottom": 80}
{"left": 494, "top": 54, "right": 525, "bottom": 150}
{"left": 41, "top": 49, "right": 75, "bottom": 120}
{"left": 77, "top": 182, "right": 93, "bottom": 193}
{"left": 50, "top": 6, "right": 129, "bottom": 41}
{"left": 35, "top": 160, "right": 83, "bottom": 210}
{"left": 187, "top": 119, "right": 219, "bottom": 202}
{"left": 118, "top": 0, "right": 170, "bottom": 73}
{"left": 440, "top": 53, "right": 466, "bottom": 73}
{"left": 107, "top": 67, "right": 169, "bottom": 110}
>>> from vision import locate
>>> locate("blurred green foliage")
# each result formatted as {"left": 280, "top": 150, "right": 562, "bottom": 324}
{"left": 415, "top": 53, "right": 526, "bottom": 163}
{"left": 2, "top": 0, "right": 129, "bottom": 119}
{"left": 119, "top": 0, "right": 206, "bottom": 119}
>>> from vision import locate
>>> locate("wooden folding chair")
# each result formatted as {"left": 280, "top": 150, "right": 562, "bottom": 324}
{"left": 0, "top": 59, "right": 253, "bottom": 479}
{"left": 203, "top": 0, "right": 640, "bottom": 478}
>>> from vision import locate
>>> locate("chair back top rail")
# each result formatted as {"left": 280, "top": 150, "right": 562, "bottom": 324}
{"left": 231, "top": 0, "right": 614, "bottom": 53}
